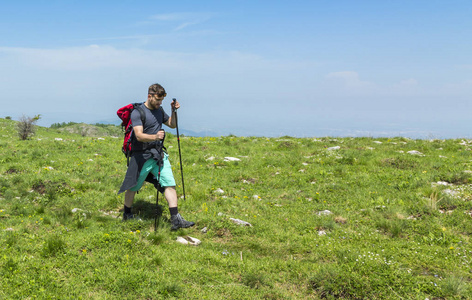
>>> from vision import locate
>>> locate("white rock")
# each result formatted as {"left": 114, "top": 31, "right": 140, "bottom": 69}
{"left": 317, "top": 210, "right": 332, "bottom": 216}
{"left": 55, "top": 138, "right": 63, "bottom": 141}
{"left": 373, "top": 141, "right": 383, "bottom": 144}
{"left": 229, "top": 218, "right": 253, "bottom": 227}
{"left": 407, "top": 150, "right": 424, "bottom": 156}
{"left": 327, "top": 146, "right": 340, "bottom": 151}
{"left": 206, "top": 156, "right": 215, "bottom": 161}
{"left": 214, "top": 188, "right": 225, "bottom": 194}
{"left": 176, "top": 236, "right": 201, "bottom": 246}
{"left": 201, "top": 227, "right": 208, "bottom": 233}
{"left": 432, "top": 181, "right": 451, "bottom": 186}
{"left": 224, "top": 157, "right": 241, "bottom": 162}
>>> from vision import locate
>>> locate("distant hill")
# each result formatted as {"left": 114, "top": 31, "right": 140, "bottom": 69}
{"left": 55, "top": 123, "right": 122, "bottom": 137}
{"left": 54, "top": 122, "right": 219, "bottom": 138}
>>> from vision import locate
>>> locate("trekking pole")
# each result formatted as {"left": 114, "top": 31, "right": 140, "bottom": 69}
{"left": 172, "top": 98, "right": 186, "bottom": 201}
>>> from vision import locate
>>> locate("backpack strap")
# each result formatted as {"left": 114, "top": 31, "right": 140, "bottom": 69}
{"left": 134, "top": 103, "right": 146, "bottom": 126}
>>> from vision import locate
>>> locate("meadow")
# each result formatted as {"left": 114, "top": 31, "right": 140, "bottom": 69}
{"left": 0, "top": 117, "right": 471, "bottom": 299}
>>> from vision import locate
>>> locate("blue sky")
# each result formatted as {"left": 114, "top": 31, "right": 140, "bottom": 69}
{"left": 1, "top": 1, "right": 471, "bottom": 138}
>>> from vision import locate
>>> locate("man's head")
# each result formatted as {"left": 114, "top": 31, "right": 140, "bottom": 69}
{"left": 148, "top": 83, "right": 166, "bottom": 97}
{"left": 146, "top": 83, "right": 167, "bottom": 110}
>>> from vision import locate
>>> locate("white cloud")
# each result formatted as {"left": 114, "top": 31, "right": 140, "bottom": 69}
{"left": 149, "top": 12, "right": 215, "bottom": 31}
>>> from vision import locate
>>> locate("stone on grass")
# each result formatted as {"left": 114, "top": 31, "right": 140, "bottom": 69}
{"left": 317, "top": 210, "right": 332, "bottom": 216}
{"left": 224, "top": 157, "right": 241, "bottom": 162}
{"left": 432, "top": 181, "right": 451, "bottom": 187}
{"left": 214, "top": 188, "right": 225, "bottom": 194}
{"left": 407, "top": 150, "right": 424, "bottom": 156}
{"left": 230, "top": 218, "right": 253, "bottom": 227}
{"left": 327, "top": 146, "right": 340, "bottom": 151}
{"left": 176, "top": 236, "right": 201, "bottom": 246}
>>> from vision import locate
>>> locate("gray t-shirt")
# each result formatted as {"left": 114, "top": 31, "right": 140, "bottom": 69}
{"left": 131, "top": 104, "right": 169, "bottom": 134}
{"left": 130, "top": 104, "right": 169, "bottom": 151}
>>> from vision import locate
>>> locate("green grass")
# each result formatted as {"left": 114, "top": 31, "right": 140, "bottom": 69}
{"left": 0, "top": 118, "right": 472, "bottom": 299}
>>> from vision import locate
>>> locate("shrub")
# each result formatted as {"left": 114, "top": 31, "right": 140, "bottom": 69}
{"left": 17, "top": 114, "right": 41, "bottom": 140}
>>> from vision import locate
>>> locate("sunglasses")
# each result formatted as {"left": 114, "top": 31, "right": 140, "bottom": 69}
{"left": 151, "top": 92, "right": 167, "bottom": 98}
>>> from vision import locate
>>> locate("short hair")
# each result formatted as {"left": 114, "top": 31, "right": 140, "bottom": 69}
{"left": 148, "top": 83, "right": 166, "bottom": 95}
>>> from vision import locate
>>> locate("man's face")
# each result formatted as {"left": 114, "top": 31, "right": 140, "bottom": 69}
{"left": 149, "top": 93, "right": 165, "bottom": 109}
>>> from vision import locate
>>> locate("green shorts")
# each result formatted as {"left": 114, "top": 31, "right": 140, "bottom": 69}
{"left": 130, "top": 153, "right": 176, "bottom": 192}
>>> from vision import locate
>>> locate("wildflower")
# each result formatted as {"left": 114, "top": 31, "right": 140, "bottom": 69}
{"left": 450, "top": 246, "right": 454, "bottom": 250}
{"left": 442, "top": 227, "right": 446, "bottom": 231}
{"left": 136, "top": 230, "right": 140, "bottom": 234}
{"left": 127, "top": 239, "right": 131, "bottom": 243}
{"left": 82, "top": 249, "right": 87, "bottom": 253}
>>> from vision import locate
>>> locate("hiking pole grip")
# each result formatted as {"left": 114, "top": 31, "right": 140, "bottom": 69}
{"left": 172, "top": 98, "right": 186, "bottom": 201}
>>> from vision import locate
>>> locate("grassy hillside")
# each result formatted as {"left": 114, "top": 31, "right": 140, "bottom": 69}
{"left": 0, "top": 118, "right": 471, "bottom": 299}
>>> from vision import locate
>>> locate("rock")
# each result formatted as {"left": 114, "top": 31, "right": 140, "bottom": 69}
{"left": 224, "top": 157, "right": 241, "bottom": 162}
{"left": 327, "top": 146, "right": 340, "bottom": 151}
{"left": 407, "top": 150, "right": 424, "bottom": 156}
{"left": 317, "top": 210, "right": 332, "bottom": 216}
{"left": 201, "top": 227, "right": 208, "bottom": 233}
{"left": 214, "top": 188, "right": 225, "bottom": 194}
{"left": 432, "top": 181, "right": 451, "bottom": 186}
{"left": 229, "top": 218, "right": 252, "bottom": 227}
{"left": 373, "top": 141, "right": 383, "bottom": 144}
{"left": 176, "top": 236, "right": 201, "bottom": 246}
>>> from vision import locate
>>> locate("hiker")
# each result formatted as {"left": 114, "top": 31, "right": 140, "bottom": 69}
{"left": 118, "top": 83, "right": 195, "bottom": 230}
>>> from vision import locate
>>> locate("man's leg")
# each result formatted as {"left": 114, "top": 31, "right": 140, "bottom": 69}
{"left": 125, "top": 190, "right": 136, "bottom": 208}
{"left": 164, "top": 186, "right": 178, "bottom": 208}
{"left": 123, "top": 190, "right": 137, "bottom": 220}
{"left": 164, "top": 186, "right": 195, "bottom": 230}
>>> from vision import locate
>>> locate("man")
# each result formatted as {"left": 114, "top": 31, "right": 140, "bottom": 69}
{"left": 118, "top": 83, "right": 194, "bottom": 230}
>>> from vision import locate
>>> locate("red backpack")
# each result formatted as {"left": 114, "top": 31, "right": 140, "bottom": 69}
{"left": 117, "top": 103, "right": 146, "bottom": 164}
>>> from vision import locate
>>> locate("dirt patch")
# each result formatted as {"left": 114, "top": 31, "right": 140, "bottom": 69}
{"left": 5, "top": 168, "right": 19, "bottom": 174}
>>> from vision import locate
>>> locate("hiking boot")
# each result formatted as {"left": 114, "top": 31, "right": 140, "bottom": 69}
{"left": 170, "top": 213, "right": 195, "bottom": 231}
{"left": 122, "top": 212, "right": 141, "bottom": 221}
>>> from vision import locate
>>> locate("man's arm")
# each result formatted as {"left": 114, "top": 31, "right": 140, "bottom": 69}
{"left": 164, "top": 100, "right": 180, "bottom": 129}
{"left": 134, "top": 126, "right": 164, "bottom": 142}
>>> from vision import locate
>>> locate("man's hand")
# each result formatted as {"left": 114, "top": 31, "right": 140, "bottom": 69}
{"left": 171, "top": 100, "right": 180, "bottom": 111}
{"left": 156, "top": 130, "right": 165, "bottom": 141}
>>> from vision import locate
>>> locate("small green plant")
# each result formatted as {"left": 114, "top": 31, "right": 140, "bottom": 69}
{"left": 242, "top": 272, "right": 267, "bottom": 289}
{"left": 441, "top": 275, "right": 468, "bottom": 298}
{"left": 41, "top": 235, "right": 66, "bottom": 257}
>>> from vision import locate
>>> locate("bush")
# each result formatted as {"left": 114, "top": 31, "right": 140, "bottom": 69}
{"left": 17, "top": 114, "right": 41, "bottom": 140}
